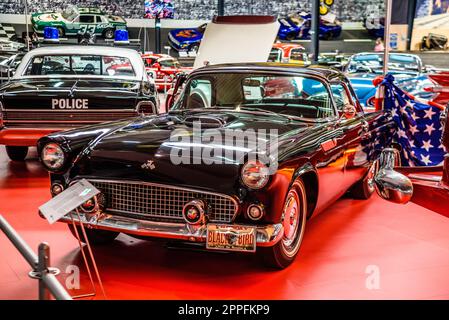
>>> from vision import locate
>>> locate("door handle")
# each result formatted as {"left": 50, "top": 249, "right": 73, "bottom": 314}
{"left": 361, "top": 120, "right": 371, "bottom": 138}
{"left": 361, "top": 120, "right": 369, "bottom": 132}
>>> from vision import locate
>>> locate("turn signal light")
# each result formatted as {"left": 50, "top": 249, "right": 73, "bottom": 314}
{"left": 247, "top": 204, "right": 265, "bottom": 221}
{"left": 50, "top": 183, "right": 64, "bottom": 196}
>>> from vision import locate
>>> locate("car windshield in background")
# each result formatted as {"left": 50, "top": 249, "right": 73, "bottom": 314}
{"left": 0, "top": 56, "right": 10, "bottom": 66}
{"left": 23, "top": 55, "right": 135, "bottom": 77}
{"left": 346, "top": 54, "right": 420, "bottom": 75}
{"left": 159, "top": 59, "right": 180, "bottom": 68}
{"left": 62, "top": 7, "right": 78, "bottom": 21}
{"left": 175, "top": 73, "right": 335, "bottom": 119}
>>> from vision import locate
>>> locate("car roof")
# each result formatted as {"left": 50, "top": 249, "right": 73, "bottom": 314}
{"left": 191, "top": 62, "right": 342, "bottom": 80}
{"left": 272, "top": 43, "right": 305, "bottom": 50}
{"left": 78, "top": 7, "right": 103, "bottom": 14}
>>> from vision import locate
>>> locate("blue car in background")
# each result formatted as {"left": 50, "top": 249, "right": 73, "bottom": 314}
{"left": 168, "top": 23, "right": 206, "bottom": 52}
{"left": 345, "top": 52, "right": 434, "bottom": 108}
{"left": 278, "top": 13, "right": 342, "bottom": 41}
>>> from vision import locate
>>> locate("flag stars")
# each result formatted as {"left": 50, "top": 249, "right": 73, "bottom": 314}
{"left": 409, "top": 124, "right": 419, "bottom": 135}
{"left": 397, "top": 129, "right": 407, "bottom": 139}
{"left": 421, "top": 139, "right": 434, "bottom": 152}
{"left": 420, "top": 154, "right": 432, "bottom": 166}
{"left": 423, "top": 108, "right": 436, "bottom": 120}
{"left": 424, "top": 123, "right": 436, "bottom": 136}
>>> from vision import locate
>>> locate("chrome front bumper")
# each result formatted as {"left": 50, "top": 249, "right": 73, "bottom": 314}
{"left": 60, "top": 212, "right": 284, "bottom": 248}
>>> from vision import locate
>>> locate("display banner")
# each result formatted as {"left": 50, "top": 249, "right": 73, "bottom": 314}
{"left": 144, "top": 0, "right": 174, "bottom": 19}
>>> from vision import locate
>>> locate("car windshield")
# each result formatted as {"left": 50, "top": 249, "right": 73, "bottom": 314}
{"left": 346, "top": 54, "right": 420, "bottom": 75}
{"left": 173, "top": 72, "right": 335, "bottom": 119}
{"left": 159, "top": 59, "right": 180, "bottom": 68}
{"left": 62, "top": 6, "right": 78, "bottom": 21}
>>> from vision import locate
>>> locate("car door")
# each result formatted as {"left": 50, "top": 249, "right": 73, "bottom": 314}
{"left": 79, "top": 15, "right": 96, "bottom": 34}
{"left": 330, "top": 79, "right": 372, "bottom": 192}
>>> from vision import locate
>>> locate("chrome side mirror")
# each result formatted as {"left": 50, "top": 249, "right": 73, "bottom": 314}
{"left": 374, "top": 148, "right": 413, "bottom": 204}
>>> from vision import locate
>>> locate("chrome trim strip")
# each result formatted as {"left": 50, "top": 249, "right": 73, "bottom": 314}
{"left": 75, "top": 178, "right": 241, "bottom": 222}
{"left": 3, "top": 120, "right": 112, "bottom": 124}
{"left": 2, "top": 109, "right": 136, "bottom": 112}
{"left": 59, "top": 211, "right": 283, "bottom": 248}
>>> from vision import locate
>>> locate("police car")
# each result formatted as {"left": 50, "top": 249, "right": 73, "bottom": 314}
{"left": 0, "top": 46, "right": 158, "bottom": 161}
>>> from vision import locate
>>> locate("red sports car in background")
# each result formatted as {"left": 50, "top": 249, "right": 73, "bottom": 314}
{"left": 141, "top": 53, "right": 192, "bottom": 91}
{"left": 424, "top": 71, "right": 449, "bottom": 106}
{"left": 269, "top": 42, "right": 310, "bottom": 65}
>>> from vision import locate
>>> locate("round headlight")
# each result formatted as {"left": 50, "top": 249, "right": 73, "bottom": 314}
{"left": 41, "top": 143, "right": 65, "bottom": 171}
{"left": 241, "top": 160, "right": 270, "bottom": 190}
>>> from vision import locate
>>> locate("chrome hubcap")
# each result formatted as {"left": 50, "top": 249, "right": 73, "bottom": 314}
{"left": 367, "top": 161, "right": 377, "bottom": 191}
{"left": 282, "top": 190, "right": 301, "bottom": 248}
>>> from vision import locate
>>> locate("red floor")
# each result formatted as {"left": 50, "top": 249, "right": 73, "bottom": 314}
{"left": 1, "top": 146, "right": 449, "bottom": 300}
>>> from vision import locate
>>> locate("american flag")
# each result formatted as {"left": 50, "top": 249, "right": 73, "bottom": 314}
{"left": 382, "top": 74, "right": 446, "bottom": 167}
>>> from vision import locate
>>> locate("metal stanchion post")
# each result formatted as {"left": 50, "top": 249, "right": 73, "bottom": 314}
{"left": 38, "top": 243, "right": 51, "bottom": 300}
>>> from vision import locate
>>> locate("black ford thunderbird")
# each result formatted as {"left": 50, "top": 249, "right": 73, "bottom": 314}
{"left": 37, "top": 63, "right": 412, "bottom": 268}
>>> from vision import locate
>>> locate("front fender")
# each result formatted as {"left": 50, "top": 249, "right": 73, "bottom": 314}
{"left": 258, "top": 161, "right": 316, "bottom": 224}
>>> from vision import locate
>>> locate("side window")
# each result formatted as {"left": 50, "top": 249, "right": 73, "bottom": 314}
{"left": 95, "top": 16, "right": 102, "bottom": 23}
{"left": 330, "top": 82, "right": 352, "bottom": 112}
{"left": 268, "top": 48, "right": 282, "bottom": 62}
{"left": 184, "top": 78, "right": 212, "bottom": 109}
{"left": 80, "top": 15, "right": 94, "bottom": 23}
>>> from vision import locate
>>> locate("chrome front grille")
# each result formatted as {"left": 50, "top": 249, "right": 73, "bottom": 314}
{"left": 3, "top": 110, "right": 137, "bottom": 126}
{"left": 90, "top": 180, "right": 238, "bottom": 223}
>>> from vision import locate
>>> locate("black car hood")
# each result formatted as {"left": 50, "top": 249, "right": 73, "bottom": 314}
{"left": 77, "top": 109, "right": 313, "bottom": 193}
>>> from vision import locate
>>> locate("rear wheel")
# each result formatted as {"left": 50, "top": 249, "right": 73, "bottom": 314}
{"left": 68, "top": 224, "right": 119, "bottom": 245}
{"left": 350, "top": 161, "right": 377, "bottom": 200}
{"left": 285, "top": 32, "right": 296, "bottom": 41}
{"left": 189, "top": 43, "right": 199, "bottom": 53}
{"left": 5, "top": 146, "right": 28, "bottom": 161}
{"left": 103, "top": 28, "right": 115, "bottom": 39}
{"left": 259, "top": 179, "right": 307, "bottom": 269}
{"left": 57, "top": 27, "right": 65, "bottom": 38}
{"left": 323, "top": 32, "right": 333, "bottom": 40}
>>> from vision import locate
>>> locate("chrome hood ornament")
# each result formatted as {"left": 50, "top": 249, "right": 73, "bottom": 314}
{"left": 141, "top": 160, "right": 156, "bottom": 170}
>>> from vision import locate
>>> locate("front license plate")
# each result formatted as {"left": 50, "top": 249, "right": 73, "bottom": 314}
{"left": 206, "top": 224, "right": 256, "bottom": 252}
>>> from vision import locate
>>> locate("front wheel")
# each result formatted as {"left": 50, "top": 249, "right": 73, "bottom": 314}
{"left": 5, "top": 146, "right": 28, "bottom": 161}
{"left": 259, "top": 179, "right": 307, "bottom": 269}
{"left": 350, "top": 161, "right": 377, "bottom": 200}
{"left": 103, "top": 28, "right": 115, "bottom": 39}
{"left": 68, "top": 224, "right": 119, "bottom": 245}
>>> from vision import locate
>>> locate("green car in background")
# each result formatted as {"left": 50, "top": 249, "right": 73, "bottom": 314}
{"left": 31, "top": 6, "right": 127, "bottom": 39}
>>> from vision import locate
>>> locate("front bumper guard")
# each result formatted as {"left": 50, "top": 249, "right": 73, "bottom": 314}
{"left": 59, "top": 212, "right": 284, "bottom": 248}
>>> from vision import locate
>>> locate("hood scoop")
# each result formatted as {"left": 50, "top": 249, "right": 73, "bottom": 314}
{"left": 183, "top": 115, "right": 227, "bottom": 129}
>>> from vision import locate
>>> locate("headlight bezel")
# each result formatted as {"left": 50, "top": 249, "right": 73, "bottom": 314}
{"left": 240, "top": 159, "right": 271, "bottom": 190}
{"left": 40, "top": 142, "right": 66, "bottom": 172}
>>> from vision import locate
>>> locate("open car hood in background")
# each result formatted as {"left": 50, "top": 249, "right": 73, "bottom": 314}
{"left": 193, "top": 15, "right": 280, "bottom": 69}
